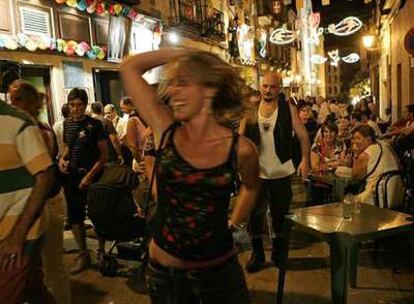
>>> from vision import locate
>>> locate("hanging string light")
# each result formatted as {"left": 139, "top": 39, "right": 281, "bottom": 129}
{"left": 327, "top": 16, "right": 363, "bottom": 36}
{"left": 341, "top": 53, "right": 360, "bottom": 63}
{"left": 269, "top": 25, "right": 295, "bottom": 45}
{"left": 311, "top": 54, "right": 328, "bottom": 64}
{"left": 270, "top": 16, "right": 364, "bottom": 45}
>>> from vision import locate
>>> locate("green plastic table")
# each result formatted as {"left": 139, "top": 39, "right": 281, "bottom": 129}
{"left": 276, "top": 203, "right": 414, "bottom": 304}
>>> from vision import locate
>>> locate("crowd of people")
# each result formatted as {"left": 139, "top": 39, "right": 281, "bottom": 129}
{"left": 1, "top": 49, "right": 413, "bottom": 304}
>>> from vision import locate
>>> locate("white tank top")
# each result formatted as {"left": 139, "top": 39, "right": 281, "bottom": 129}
{"left": 258, "top": 108, "right": 295, "bottom": 179}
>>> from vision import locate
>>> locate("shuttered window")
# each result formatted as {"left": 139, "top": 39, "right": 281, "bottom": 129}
{"left": 19, "top": 6, "right": 51, "bottom": 36}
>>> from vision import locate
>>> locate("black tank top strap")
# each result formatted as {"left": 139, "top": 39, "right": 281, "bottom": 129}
{"left": 157, "top": 122, "right": 180, "bottom": 151}
{"left": 228, "top": 130, "right": 241, "bottom": 195}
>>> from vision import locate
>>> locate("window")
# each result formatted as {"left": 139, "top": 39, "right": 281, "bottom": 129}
{"left": 19, "top": 5, "right": 51, "bottom": 36}
{"left": 57, "top": 11, "right": 90, "bottom": 42}
{"left": 179, "top": 0, "right": 202, "bottom": 25}
{"left": 0, "top": 0, "right": 13, "bottom": 34}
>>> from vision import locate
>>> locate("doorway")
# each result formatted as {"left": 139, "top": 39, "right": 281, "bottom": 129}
{"left": 93, "top": 69, "right": 123, "bottom": 108}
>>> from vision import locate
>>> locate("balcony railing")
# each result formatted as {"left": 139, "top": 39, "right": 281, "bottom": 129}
{"left": 201, "top": 8, "right": 224, "bottom": 39}
{"left": 178, "top": 0, "right": 203, "bottom": 28}
{"left": 172, "top": 0, "right": 225, "bottom": 40}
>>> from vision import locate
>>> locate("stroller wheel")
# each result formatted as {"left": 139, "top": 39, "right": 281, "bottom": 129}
{"left": 100, "top": 255, "right": 118, "bottom": 277}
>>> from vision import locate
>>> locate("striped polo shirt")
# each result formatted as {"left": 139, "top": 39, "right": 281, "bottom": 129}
{"left": 0, "top": 101, "right": 52, "bottom": 242}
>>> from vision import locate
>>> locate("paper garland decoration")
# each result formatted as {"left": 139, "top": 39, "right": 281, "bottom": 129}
{"left": 0, "top": 33, "right": 107, "bottom": 60}
{"left": 54, "top": 0, "right": 138, "bottom": 20}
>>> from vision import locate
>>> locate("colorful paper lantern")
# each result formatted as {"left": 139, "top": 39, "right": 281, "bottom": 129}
{"left": 108, "top": 4, "right": 115, "bottom": 15}
{"left": 86, "top": 48, "right": 97, "bottom": 59}
{"left": 4, "top": 37, "right": 18, "bottom": 50}
{"left": 86, "top": 0, "right": 97, "bottom": 14}
{"left": 17, "top": 33, "right": 29, "bottom": 47}
{"left": 38, "top": 36, "right": 51, "bottom": 50}
{"left": 25, "top": 39, "right": 38, "bottom": 52}
{"left": 76, "top": 41, "right": 90, "bottom": 56}
{"left": 95, "top": 2, "right": 105, "bottom": 15}
{"left": 49, "top": 38, "right": 57, "bottom": 50}
{"left": 77, "top": 0, "right": 87, "bottom": 11}
{"left": 64, "top": 40, "right": 78, "bottom": 55}
{"left": 66, "top": 0, "right": 78, "bottom": 8}
{"left": 127, "top": 9, "right": 138, "bottom": 20}
{"left": 114, "top": 4, "right": 123, "bottom": 15}
{"left": 56, "top": 39, "right": 67, "bottom": 52}
{"left": 121, "top": 6, "right": 130, "bottom": 16}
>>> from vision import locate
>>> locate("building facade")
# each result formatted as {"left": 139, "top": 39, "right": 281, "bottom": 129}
{"left": 377, "top": 0, "right": 414, "bottom": 122}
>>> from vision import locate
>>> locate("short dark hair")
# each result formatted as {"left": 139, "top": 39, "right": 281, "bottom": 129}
{"left": 67, "top": 88, "right": 88, "bottom": 105}
{"left": 0, "top": 61, "right": 21, "bottom": 93}
{"left": 353, "top": 124, "right": 376, "bottom": 142}
{"left": 91, "top": 102, "right": 103, "bottom": 114}
{"left": 360, "top": 110, "right": 370, "bottom": 119}
{"left": 120, "top": 96, "right": 133, "bottom": 106}
{"left": 61, "top": 103, "right": 69, "bottom": 119}
{"left": 321, "top": 121, "right": 338, "bottom": 136}
{"left": 350, "top": 111, "right": 362, "bottom": 122}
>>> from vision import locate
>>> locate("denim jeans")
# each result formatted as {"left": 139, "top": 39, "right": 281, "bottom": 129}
{"left": 146, "top": 255, "right": 250, "bottom": 304}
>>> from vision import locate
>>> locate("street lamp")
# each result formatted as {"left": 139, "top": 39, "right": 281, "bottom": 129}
{"left": 362, "top": 34, "right": 376, "bottom": 49}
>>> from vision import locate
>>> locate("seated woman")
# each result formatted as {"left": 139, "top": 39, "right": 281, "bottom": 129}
{"left": 351, "top": 125, "right": 404, "bottom": 209}
{"left": 308, "top": 122, "right": 346, "bottom": 205}
{"left": 293, "top": 100, "right": 318, "bottom": 167}
{"left": 311, "top": 121, "right": 346, "bottom": 173}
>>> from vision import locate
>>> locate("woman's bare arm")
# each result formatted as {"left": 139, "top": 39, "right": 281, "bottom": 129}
{"left": 121, "top": 49, "right": 188, "bottom": 139}
{"left": 229, "top": 137, "right": 260, "bottom": 226}
{"left": 352, "top": 152, "right": 369, "bottom": 179}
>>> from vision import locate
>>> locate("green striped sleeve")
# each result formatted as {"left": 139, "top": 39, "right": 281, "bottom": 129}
{"left": 0, "top": 167, "right": 35, "bottom": 194}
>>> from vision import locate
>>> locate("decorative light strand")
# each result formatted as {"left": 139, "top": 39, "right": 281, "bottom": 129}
{"left": 259, "top": 29, "right": 267, "bottom": 58}
{"left": 269, "top": 25, "right": 295, "bottom": 45}
{"left": 269, "top": 16, "right": 363, "bottom": 45}
{"left": 327, "top": 16, "right": 363, "bottom": 37}
{"left": 311, "top": 54, "right": 328, "bottom": 64}
{"left": 341, "top": 53, "right": 360, "bottom": 63}
{"left": 311, "top": 50, "right": 360, "bottom": 65}
{"left": 328, "top": 49, "right": 340, "bottom": 66}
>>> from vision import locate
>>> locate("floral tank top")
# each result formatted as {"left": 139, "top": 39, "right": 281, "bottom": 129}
{"left": 152, "top": 125, "right": 238, "bottom": 261}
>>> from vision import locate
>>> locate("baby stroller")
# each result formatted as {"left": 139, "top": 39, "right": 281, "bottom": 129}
{"left": 87, "top": 163, "right": 150, "bottom": 277}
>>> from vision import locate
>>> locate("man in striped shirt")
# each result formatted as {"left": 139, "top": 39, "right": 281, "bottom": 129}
{"left": 59, "top": 88, "right": 108, "bottom": 274}
{"left": 0, "top": 100, "right": 55, "bottom": 303}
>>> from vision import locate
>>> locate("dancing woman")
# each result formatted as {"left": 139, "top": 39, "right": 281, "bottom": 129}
{"left": 121, "top": 49, "right": 260, "bottom": 303}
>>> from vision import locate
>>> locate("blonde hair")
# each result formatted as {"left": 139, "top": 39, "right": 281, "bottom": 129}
{"left": 162, "top": 51, "right": 247, "bottom": 120}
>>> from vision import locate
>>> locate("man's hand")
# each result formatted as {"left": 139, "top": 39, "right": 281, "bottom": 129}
{"left": 58, "top": 158, "right": 69, "bottom": 174}
{"left": 298, "top": 160, "right": 310, "bottom": 178}
{"left": 0, "top": 234, "right": 25, "bottom": 271}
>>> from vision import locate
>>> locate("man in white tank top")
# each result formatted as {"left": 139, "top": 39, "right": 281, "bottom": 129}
{"left": 244, "top": 72, "right": 310, "bottom": 273}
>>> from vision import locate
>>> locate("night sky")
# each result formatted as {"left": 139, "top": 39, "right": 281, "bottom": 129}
{"left": 304, "top": 0, "right": 374, "bottom": 49}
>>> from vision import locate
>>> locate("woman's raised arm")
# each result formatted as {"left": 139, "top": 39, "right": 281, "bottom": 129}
{"left": 120, "top": 49, "right": 187, "bottom": 137}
